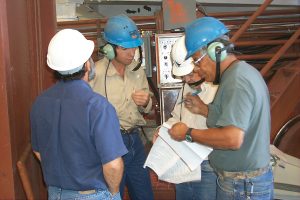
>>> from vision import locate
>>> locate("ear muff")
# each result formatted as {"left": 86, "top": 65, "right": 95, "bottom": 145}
{"left": 99, "top": 44, "right": 115, "bottom": 60}
{"left": 207, "top": 42, "right": 227, "bottom": 62}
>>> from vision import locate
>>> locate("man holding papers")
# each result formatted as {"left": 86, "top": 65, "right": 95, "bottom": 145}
{"left": 151, "top": 35, "right": 218, "bottom": 200}
{"left": 169, "top": 17, "right": 273, "bottom": 200}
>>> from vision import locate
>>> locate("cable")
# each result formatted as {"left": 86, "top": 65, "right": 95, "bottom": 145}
{"left": 147, "top": 77, "right": 160, "bottom": 103}
{"left": 179, "top": 83, "right": 185, "bottom": 122}
{"left": 104, "top": 60, "right": 110, "bottom": 98}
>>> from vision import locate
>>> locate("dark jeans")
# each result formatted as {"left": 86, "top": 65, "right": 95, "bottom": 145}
{"left": 175, "top": 160, "right": 217, "bottom": 200}
{"left": 120, "top": 129, "right": 154, "bottom": 200}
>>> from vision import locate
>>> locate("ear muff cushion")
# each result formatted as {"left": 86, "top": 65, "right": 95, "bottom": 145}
{"left": 101, "top": 44, "right": 115, "bottom": 60}
{"left": 207, "top": 42, "right": 227, "bottom": 62}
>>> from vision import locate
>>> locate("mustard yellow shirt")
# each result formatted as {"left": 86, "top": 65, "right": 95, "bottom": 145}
{"left": 90, "top": 57, "right": 152, "bottom": 130}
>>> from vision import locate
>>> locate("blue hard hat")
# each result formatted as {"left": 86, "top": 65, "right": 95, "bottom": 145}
{"left": 185, "top": 17, "right": 229, "bottom": 59}
{"left": 103, "top": 14, "right": 143, "bottom": 48}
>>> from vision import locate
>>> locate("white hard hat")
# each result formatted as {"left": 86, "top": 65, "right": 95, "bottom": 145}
{"left": 47, "top": 29, "right": 94, "bottom": 73}
{"left": 171, "top": 35, "right": 194, "bottom": 77}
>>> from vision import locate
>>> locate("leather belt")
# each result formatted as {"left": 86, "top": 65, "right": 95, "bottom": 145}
{"left": 120, "top": 127, "right": 138, "bottom": 134}
{"left": 216, "top": 165, "right": 270, "bottom": 179}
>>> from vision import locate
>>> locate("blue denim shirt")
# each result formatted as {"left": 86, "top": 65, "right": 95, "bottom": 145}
{"left": 31, "top": 80, "right": 128, "bottom": 191}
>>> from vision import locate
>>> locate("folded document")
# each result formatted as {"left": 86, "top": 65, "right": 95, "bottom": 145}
{"left": 144, "top": 125, "right": 212, "bottom": 184}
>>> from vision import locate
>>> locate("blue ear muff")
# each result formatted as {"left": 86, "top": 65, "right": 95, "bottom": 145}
{"left": 207, "top": 42, "right": 227, "bottom": 62}
{"left": 100, "top": 44, "right": 115, "bottom": 60}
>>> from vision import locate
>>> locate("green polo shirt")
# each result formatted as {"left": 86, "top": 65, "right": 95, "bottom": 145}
{"left": 207, "top": 61, "right": 271, "bottom": 172}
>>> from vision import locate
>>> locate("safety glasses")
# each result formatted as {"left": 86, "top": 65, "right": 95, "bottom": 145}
{"left": 193, "top": 53, "right": 207, "bottom": 65}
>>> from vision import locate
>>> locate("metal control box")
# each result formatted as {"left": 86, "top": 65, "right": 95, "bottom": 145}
{"left": 155, "top": 33, "right": 185, "bottom": 123}
{"left": 155, "top": 33, "right": 183, "bottom": 88}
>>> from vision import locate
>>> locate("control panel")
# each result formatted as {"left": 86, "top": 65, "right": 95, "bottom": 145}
{"left": 155, "top": 33, "right": 183, "bottom": 87}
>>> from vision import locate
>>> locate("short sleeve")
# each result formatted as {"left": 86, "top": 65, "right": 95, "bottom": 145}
{"left": 207, "top": 103, "right": 220, "bottom": 128}
{"left": 92, "top": 102, "right": 128, "bottom": 164}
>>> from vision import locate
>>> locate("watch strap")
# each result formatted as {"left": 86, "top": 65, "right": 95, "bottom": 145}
{"left": 185, "top": 128, "right": 193, "bottom": 142}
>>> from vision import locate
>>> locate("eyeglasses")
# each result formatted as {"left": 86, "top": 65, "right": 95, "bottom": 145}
{"left": 193, "top": 53, "right": 207, "bottom": 65}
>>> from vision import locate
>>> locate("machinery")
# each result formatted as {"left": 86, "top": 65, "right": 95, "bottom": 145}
{"left": 272, "top": 115, "right": 300, "bottom": 200}
{"left": 155, "top": 33, "right": 183, "bottom": 123}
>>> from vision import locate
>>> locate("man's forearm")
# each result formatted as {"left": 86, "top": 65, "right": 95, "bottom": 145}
{"left": 103, "top": 157, "right": 124, "bottom": 194}
{"left": 191, "top": 126, "right": 244, "bottom": 150}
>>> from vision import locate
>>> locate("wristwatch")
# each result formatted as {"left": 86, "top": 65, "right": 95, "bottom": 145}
{"left": 185, "top": 128, "right": 193, "bottom": 142}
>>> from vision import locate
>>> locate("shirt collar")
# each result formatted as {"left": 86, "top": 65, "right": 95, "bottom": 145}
{"left": 105, "top": 57, "right": 140, "bottom": 77}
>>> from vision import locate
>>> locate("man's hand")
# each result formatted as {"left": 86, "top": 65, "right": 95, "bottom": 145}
{"left": 168, "top": 122, "right": 189, "bottom": 141}
{"left": 184, "top": 93, "right": 208, "bottom": 117}
{"left": 132, "top": 89, "right": 150, "bottom": 107}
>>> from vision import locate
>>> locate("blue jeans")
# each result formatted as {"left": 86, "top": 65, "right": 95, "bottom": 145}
{"left": 48, "top": 186, "right": 121, "bottom": 200}
{"left": 216, "top": 168, "right": 274, "bottom": 200}
{"left": 120, "top": 130, "right": 154, "bottom": 200}
{"left": 176, "top": 160, "right": 217, "bottom": 200}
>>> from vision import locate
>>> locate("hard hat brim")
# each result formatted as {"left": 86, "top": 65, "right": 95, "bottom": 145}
{"left": 172, "top": 58, "right": 194, "bottom": 77}
{"left": 107, "top": 37, "right": 143, "bottom": 49}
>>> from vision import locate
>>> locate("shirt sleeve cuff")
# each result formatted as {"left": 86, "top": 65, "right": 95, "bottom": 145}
{"left": 207, "top": 103, "right": 217, "bottom": 128}
{"left": 138, "top": 98, "right": 152, "bottom": 113}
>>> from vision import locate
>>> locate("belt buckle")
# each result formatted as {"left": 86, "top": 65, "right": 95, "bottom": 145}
{"left": 79, "top": 189, "right": 96, "bottom": 194}
{"left": 120, "top": 129, "right": 129, "bottom": 134}
{"left": 121, "top": 127, "right": 137, "bottom": 134}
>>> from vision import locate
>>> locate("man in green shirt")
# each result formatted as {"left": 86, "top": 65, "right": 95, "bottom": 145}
{"left": 169, "top": 17, "right": 274, "bottom": 200}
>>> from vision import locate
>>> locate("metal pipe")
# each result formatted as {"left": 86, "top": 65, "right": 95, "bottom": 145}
{"left": 236, "top": 39, "right": 300, "bottom": 46}
{"left": 237, "top": 53, "right": 300, "bottom": 60}
{"left": 209, "top": 8, "right": 300, "bottom": 18}
{"left": 229, "top": 31, "right": 297, "bottom": 38}
{"left": 220, "top": 14, "right": 300, "bottom": 22}
{"left": 230, "top": 0, "right": 273, "bottom": 43}
{"left": 261, "top": 27, "right": 300, "bottom": 76}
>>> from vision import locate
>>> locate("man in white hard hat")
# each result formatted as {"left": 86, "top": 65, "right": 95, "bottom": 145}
{"left": 152, "top": 35, "right": 218, "bottom": 200}
{"left": 30, "top": 29, "right": 128, "bottom": 200}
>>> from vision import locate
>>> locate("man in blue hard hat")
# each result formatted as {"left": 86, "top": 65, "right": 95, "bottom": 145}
{"left": 168, "top": 17, "right": 274, "bottom": 200}
{"left": 30, "top": 29, "right": 128, "bottom": 200}
{"left": 90, "top": 14, "right": 154, "bottom": 200}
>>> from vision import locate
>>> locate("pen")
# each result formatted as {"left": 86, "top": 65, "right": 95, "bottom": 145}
{"left": 177, "top": 89, "right": 202, "bottom": 104}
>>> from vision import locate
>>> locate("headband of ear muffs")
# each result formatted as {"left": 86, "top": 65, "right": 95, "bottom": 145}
{"left": 213, "top": 46, "right": 222, "bottom": 85}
